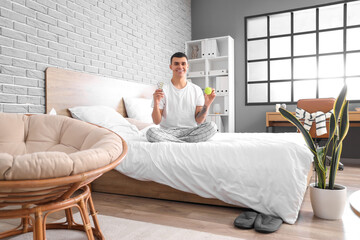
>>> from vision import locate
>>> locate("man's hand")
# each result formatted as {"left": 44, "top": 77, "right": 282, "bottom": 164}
{"left": 152, "top": 89, "right": 164, "bottom": 125}
{"left": 204, "top": 88, "right": 216, "bottom": 107}
{"left": 153, "top": 89, "right": 164, "bottom": 106}
{"left": 195, "top": 89, "right": 216, "bottom": 124}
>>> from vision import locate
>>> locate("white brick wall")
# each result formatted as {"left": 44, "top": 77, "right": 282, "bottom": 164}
{"left": 0, "top": 0, "right": 192, "bottom": 113}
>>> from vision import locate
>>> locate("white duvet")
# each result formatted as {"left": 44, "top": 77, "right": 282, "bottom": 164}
{"left": 115, "top": 132, "right": 313, "bottom": 224}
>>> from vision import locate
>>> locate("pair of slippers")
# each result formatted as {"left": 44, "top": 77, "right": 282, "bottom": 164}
{"left": 233, "top": 211, "right": 283, "bottom": 233}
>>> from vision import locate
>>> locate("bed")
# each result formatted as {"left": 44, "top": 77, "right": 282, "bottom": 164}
{"left": 45, "top": 67, "right": 313, "bottom": 224}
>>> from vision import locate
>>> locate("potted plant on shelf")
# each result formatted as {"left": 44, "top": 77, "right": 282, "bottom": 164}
{"left": 279, "top": 85, "right": 349, "bottom": 220}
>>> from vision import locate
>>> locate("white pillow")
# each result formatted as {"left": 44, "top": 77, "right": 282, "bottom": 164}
{"left": 68, "top": 105, "right": 140, "bottom": 136}
{"left": 48, "top": 108, "right": 57, "bottom": 115}
{"left": 125, "top": 118, "right": 155, "bottom": 130}
{"left": 123, "top": 97, "right": 153, "bottom": 123}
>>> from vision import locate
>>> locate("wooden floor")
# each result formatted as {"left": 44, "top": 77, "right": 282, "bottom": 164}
{"left": 1, "top": 164, "right": 360, "bottom": 240}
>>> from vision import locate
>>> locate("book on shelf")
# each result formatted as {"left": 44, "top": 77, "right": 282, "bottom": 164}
{"left": 224, "top": 95, "right": 229, "bottom": 114}
{"left": 215, "top": 76, "right": 229, "bottom": 94}
{"left": 201, "top": 39, "right": 219, "bottom": 58}
{"left": 210, "top": 39, "right": 219, "bottom": 57}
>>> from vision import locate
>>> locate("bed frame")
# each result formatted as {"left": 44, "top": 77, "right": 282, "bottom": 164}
{"left": 46, "top": 67, "right": 313, "bottom": 208}
{"left": 45, "top": 67, "right": 240, "bottom": 207}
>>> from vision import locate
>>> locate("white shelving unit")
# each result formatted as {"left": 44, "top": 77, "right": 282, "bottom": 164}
{"left": 185, "top": 36, "right": 234, "bottom": 133}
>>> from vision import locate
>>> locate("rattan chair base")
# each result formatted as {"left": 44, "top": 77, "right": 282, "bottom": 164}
{"left": 0, "top": 185, "right": 104, "bottom": 240}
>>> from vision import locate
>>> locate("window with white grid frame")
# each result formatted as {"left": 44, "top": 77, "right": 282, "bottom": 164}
{"left": 245, "top": 0, "right": 360, "bottom": 105}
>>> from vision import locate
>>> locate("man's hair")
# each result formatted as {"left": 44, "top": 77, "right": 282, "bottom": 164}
{"left": 170, "top": 52, "right": 188, "bottom": 64}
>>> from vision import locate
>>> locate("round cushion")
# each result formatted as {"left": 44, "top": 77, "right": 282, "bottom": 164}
{"left": 0, "top": 113, "right": 123, "bottom": 180}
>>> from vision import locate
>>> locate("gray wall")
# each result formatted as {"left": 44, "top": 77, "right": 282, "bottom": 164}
{"left": 0, "top": 0, "right": 191, "bottom": 113}
{"left": 192, "top": 0, "right": 360, "bottom": 158}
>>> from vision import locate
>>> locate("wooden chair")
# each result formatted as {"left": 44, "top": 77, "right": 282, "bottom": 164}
{"left": 297, "top": 98, "right": 336, "bottom": 140}
{"left": 0, "top": 114, "right": 128, "bottom": 240}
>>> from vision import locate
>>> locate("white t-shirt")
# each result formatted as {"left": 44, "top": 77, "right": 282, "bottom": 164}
{"left": 154, "top": 81, "right": 204, "bottom": 129}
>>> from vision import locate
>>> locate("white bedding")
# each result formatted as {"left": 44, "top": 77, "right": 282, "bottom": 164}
{"left": 115, "top": 132, "right": 313, "bottom": 224}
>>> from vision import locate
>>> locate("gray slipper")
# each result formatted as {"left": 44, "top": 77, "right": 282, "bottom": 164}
{"left": 233, "top": 211, "right": 258, "bottom": 229}
{"left": 254, "top": 213, "right": 283, "bottom": 233}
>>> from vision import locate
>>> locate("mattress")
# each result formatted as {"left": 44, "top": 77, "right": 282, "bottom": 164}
{"left": 115, "top": 132, "right": 313, "bottom": 224}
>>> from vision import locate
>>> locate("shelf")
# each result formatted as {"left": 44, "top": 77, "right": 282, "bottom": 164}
{"left": 189, "top": 56, "right": 228, "bottom": 62}
{"left": 208, "top": 56, "right": 228, "bottom": 61}
{"left": 186, "top": 39, "right": 202, "bottom": 44}
{"left": 186, "top": 36, "right": 234, "bottom": 133}
{"left": 188, "top": 58, "right": 205, "bottom": 63}
{"left": 208, "top": 73, "right": 228, "bottom": 77}
{"left": 214, "top": 93, "right": 229, "bottom": 97}
{"left": 208, "top": 114, "right": 228, "bottom": 116}
{"left": 188, "top": 73, "right": 228, "bottom": 78}
{"left": 188, "top": 56, "right": 228, "bottom": 62}
{"left": 187, "top": 74, "right": 206, "bottom": 78}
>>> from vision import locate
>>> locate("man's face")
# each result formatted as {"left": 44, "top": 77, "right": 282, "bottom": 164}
{"left": 170, "top": 57, "right": 188, "bottom": 78}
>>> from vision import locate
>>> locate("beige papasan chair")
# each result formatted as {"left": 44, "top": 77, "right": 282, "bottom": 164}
{"left": 0, "top": 113, "right": 127, "bottom": 240}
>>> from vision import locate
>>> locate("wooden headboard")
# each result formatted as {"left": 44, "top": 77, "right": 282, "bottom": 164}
{"left": 45, "top": 67, "right": 155, "bottom": 117}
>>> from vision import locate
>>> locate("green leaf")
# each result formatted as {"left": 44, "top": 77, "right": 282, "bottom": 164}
{"left": 279, "top": 108, "right": 326, "bottom": 177}
{"left": 279, "top": 108, "right": 316, "bottom": 153}
{"left": 329, "top": 143, "right": 343, "bottom": 189}
{"left": 326, "top": 84, "right": 348, "bottom": 189}
{"left": 314, "top": 162, "right": 326, "bottom": 189}
{"left": 324, "top": 113, "right": 336, "bottom": 159}
{"left": 339, "top": 100, "right": 349, "bottom": 143}
{"left": 316, "top": 147, "right": 326, "bottom": 169}
{"left": 333, "top": 84, "right": 347, "bottom": 122}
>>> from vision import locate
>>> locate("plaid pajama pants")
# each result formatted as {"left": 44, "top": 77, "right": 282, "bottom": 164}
{"left": 146, "top": 121, "right": 217, "bottom": 143}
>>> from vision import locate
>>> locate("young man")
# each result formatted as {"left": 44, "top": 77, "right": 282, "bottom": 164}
{"left": 146, "top": 52, "right": 217, "bottom": 143}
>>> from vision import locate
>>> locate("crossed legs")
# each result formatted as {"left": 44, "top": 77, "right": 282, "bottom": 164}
{"left": 146, "top": 121, "right": 217, "bottom": 143}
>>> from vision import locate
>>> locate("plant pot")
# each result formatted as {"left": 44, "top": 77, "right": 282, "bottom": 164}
{"left": 309, "top": 183, "right": 347, "bottom": 220}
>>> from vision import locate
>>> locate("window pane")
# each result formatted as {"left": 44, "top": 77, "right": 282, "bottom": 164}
{"left": 270, "top": 82, "right": 291, "bottom": 102}
{"left": 293, "top": 80, "right": 317, "bottom": 101}
{"left": 319, "top": 30, "right": 343, "bottom": 54}
{"left": 294, "top": 9, "right": 316, "bottom": 33}
{"left": 246, "top": 3, "right": 358, "bottom": 105}
{"left": 248, "top": 83, "right": 268, "bottom": 103}
{"left": 248, "top": 61, "right": 268, "bottom": 82}
{"left": 319, "top": 4, "right": 343, "bottom": 30}
{"left": 270, "top": 37, "right": 291, "bottom": 58}
{"left": 318, "top": 54, "right": 344, "bottom": 78}
{"left": 319, "top": 78, "right": 344, "bottom": 98}
{"left": 347, "top": 28, "right": 360, "bottom": 51}
{"left": 294, "top": 57, "right": 317, "bottom": 79}
{"left": 347, "top": 1, "right": 360, "bottom": 26}
{"left": 346, "top": 52, "right": 360, "bottom": 76}
{"left": 247, "top": 40, "right": 267, "bottom": 60}
{"left": 247, "top": 16, "right": 267, "bottom": 38}
{"left": 270, "top": 13, "right": 291, "bottom": 36}
{"left": 294, "top": 33, "right": 316, "bottom": 56}
{"left": 345, "top": 77, "right": 360, "bottom": 100}
{"left": 270, "top": 59, "right": 291, "bottom": 80}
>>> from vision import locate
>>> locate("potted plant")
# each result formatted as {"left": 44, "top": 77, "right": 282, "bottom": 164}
{"left": 279, "top": 85, "right": 349, "bottom": 220}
